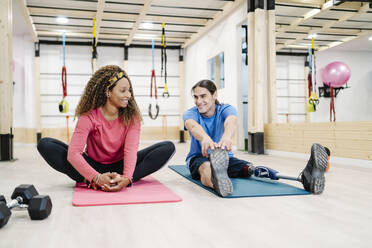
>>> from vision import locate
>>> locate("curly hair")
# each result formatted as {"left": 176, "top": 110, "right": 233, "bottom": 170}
{"left": 75, "top": 65, "right": 142, "bottom": 125}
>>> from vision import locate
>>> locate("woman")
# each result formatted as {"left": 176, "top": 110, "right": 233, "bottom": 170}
{"left": 37, "top": 65, "right": 175, "bottom": 192}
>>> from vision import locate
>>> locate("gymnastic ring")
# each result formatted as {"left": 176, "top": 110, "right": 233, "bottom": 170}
{"left": 162, "top": 91, "right": 170, "bottom": 98}
{"left": 148, "top": 103, "right": 159, "bottom": 120}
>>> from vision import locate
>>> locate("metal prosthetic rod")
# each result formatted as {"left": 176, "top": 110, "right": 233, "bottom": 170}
{"left": 276, "top": 173, "right": 301, "bottom": 182}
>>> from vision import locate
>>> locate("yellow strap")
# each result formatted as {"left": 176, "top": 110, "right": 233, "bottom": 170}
{"left": 311, "top": 37, "right": 314, "bottom": 51}
{"left": 93, "top": 18, "right": 96, "bottom": 38}
{"left": 307, "top": 101, "right": 315, "bottom": 112}
{"left": 161, "top": 22, "right": 165, "bottom": 46}
{"left": 164, "top": 83, "right": 169, "bottom": 93}
{"left": 92, "top": 18, "right": 97, "bottom": 49}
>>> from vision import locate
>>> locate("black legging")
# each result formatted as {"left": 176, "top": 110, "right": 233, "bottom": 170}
{"left": 37, "top": 137, "right": 175, "bottom": 183}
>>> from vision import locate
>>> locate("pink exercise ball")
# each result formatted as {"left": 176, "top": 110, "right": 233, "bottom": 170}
{"left": 322, "top": 61, "right": 351, "bottom": 87}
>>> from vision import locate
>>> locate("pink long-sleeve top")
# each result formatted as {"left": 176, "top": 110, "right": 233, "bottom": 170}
{"left": 67, "top": 108, "right": 141, "bottom": 182}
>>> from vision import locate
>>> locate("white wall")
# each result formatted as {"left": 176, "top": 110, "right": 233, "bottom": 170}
{"left": 184, "top": 1, "right": 372, "bottom": 127}
{"left": 12, "top": 1, "right": 35, "bottom": 129}
{"left": 38, "top": 44, "right": 180, "bottom": 128}
{"left": 12, "top": 0, "right": 181, "bottom": 132}
{"left": 184, "top": 3, "right": 247, "bottom": 110}
{"left": 127, "top": 47, "right": 180, "bottom": 127}
{"left": 13, "top": 35, "right": 35, "bottom": 128}
{"left": 39, "top": 44, "right": 91, "bottom": 128}
{"left": 276, "top": 55, "right": 307, "bottom": 123}
{"left": 14, "top": 1, "right": 371, "bottom": 135}
{"left": 312, "top": 50, "right": 372, "bottom": 122}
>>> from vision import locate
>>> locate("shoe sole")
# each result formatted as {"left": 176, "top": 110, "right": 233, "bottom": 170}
{"left": 309, "top": 144, "right": 328, "bottom": 194}
{"left": 210, "top": 149, "right": 233, "bottom": 197}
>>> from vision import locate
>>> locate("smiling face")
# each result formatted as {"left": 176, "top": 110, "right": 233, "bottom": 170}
{"left": 192, "top": 86, "right": 217, "bottom": 117}
{"left": 107, "top": 77, "right": 132, "bottom": 108}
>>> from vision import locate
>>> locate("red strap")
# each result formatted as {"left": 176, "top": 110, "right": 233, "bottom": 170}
{"left": 308, "top": 73, "right": 312, "bottom": 96}
{"left": 62, "top": 66, "right": 67, "bottom": 98}
{"left": 330, "top": 86, "right": 335, "bottom": 122}
{"left": 150, "top": 69, "right": 157, "bottom": 99}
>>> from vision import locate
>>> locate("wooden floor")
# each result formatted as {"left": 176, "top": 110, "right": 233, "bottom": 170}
{"left": 1, "top": 141, "right": 371, "bottom": 248}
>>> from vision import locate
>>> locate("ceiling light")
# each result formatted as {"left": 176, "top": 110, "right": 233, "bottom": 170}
{"left": 57, "top": 17, "right": 69, "bottom": 24}
{"left": 141, "top": 22, "right": 153, "bottom": 29}
{"left": 369, "top": 36, "right": 372, "bottom": 41}
{"left": 133, "top": 34, "right": 157, "bottom": 41}
{"left": 308, "top": 33, "right": 317, "bottom": 39}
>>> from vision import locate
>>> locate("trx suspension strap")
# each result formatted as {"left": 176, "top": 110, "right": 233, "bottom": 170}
{"left": 312, "top": 38, "right": 319, "bottom": 105}
{"left": 59, "top": 32, "right": 69, "bottom": 114}
{"left": 330, "top": 85, "right": 335, "bottom": 122}
{"left": 308, "top": 46, "right": 312, "bottom": 96}
{"left": 58, "top": 32, "right": 70, "bottom": 142}
{"left": 91, "top": 18, "right": 98, "bottom": 73}
{"left": 311, "top": 38, "right": 319, "bottom": 106}
{"left": 307, "top": 46, "right": 315, "bottom": 112}
{"left": 307, "top": 38, "right": 319, "bottom": 112}
{"left": 148, "top": 39, "right": 159, "bottom": 120}
{"left": 161, "top": 22, "right": 169, "bottom": 98}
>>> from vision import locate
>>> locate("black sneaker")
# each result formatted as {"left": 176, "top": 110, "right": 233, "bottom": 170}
{"left": 300, "top": 143, "right": 329, "bottom": 194}
{"left": 210, "top": 148, "right": 233, "bottom": 197}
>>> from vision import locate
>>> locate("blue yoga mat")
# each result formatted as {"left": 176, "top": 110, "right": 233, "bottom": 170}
{"left": 169, "top": 165, "right": 310, "bottom": 198}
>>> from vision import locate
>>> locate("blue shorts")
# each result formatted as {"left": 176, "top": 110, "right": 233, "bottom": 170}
{"left": 188, "top": 155, "right": 252, "bottom": 180}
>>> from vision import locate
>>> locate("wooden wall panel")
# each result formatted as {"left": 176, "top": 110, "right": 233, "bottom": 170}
{"left": 265, "top": 122, "right": 372, "bottom": 160}
{"left": 13, "top": 128, "right": 37, "bottom": 143}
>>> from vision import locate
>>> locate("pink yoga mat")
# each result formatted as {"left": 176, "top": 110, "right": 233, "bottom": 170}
{"left": 72, "top": 176, "right": 182, "bottom": 206}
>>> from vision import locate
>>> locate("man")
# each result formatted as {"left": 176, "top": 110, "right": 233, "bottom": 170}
{"left": 183, "top": 79, "right": 330, "bottom": 197}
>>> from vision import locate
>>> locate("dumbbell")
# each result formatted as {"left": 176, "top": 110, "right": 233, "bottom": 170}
{"left": 0, "top": 184, "right": 53, "bottom": 228}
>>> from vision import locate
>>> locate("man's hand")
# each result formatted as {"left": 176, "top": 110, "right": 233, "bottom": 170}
{"left": 201, "top": 136, "right": 218, "bottom": 157}
{"left": 185, "top": 119, "right": 216, "bottom": 157}
{"left": 218, "top": 115, "right": 237, "bottom": 151}
{"left": 218, "top": 136, "right": 233, "bottom": 151}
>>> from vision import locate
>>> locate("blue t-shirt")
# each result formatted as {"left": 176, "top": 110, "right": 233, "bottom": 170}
{"left": 182, "top": 104, "right": 237, "bottom": 167}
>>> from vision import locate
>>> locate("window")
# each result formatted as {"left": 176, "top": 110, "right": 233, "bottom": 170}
{"left": 208, "top": 52, "right": 225, "bottom": 89}
{"left": 219, "top": 53, "right": 224, "bottom": 88}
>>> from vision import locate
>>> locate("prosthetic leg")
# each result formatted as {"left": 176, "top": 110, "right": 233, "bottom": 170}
{"left": 254, "top": 166, "right": 301, "bottom": 181}
{"left": 252, "top": 144, "right": 330, "bottom": 194}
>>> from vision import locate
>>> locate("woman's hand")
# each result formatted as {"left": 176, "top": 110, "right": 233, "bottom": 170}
{"left": 91, "top": 172, "right": 130, "bottom": 192}
{"left": 91, "top": 172, "right": 116, "bottom": 190}
{"left": 100, "top": 173, "right": 131, "bottom": 192}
